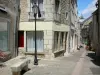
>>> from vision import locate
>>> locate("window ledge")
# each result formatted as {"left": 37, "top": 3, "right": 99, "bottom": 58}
{"left": 53, "top": 49, "right": 65, "bottom": 54}
{"left": 24, "top": 52, "right": 45, "bottom": 55}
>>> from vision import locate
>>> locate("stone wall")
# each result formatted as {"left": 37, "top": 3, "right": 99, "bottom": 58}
{"left": 0, "top": 0, "right": 16, "bottom": 11}
{"left": 20, "top": 0, "right": 71, "bottom": 25}
{"left": 44, "top": 0, "right": 55, "bottom": 21}
{"left": 20, "top": 0, "right": 28, "bottom": 21}
{"left": 44, "top": 30, "right": 54, "bottom": 59}
{"left": 60, "top": 0, "right": 69, "bottom": 25}
{"left": 20, "top": 0, "right": 55, "bottom": 22}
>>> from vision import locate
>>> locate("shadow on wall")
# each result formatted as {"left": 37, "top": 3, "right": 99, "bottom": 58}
{"left": 86, "top": 52, "right": 100, "bottom": 66}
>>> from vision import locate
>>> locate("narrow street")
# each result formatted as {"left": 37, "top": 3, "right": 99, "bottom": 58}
{"left": 0, "top": 48, "right": 100, "bottom": 75}
{"left": 24, "top": 48, "right": 100, "bottom": 75}
{"left": 24, "top": 48, "right": 84, "bottom": 75}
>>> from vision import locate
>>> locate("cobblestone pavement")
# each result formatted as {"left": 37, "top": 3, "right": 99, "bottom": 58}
{"left": 81, "top": 51, "right": 100, "bottom": 75}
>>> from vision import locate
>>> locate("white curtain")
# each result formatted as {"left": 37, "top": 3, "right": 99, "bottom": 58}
{"left": 38, "top": 0, "right": 43, "bottom": 17}
{"left": 27, "top": 31, "right": 43, "bottom": 52}
{"left": 30, "top": 0, "right": 43, "bottom": 17}
{"left": 37, "top": 31, "right": 43, "bottom": 52}
{"left": 27, "top": 32, "right": 35, "bottom": 51}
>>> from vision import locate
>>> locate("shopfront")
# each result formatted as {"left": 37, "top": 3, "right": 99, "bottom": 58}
{"left": 0, "top": 8, "right": 11, "bottom": 61}
{"left": 0, "top": 21, "right": 9, "bottom": 52}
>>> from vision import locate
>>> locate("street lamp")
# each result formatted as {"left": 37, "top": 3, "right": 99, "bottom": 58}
{"left": 32, "top": 3, "right": 38, "bottom": 65}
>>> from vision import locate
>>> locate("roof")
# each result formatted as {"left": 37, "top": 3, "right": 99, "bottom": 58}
{"left": 81, "top": 16, "right": 92, "bottom": 29}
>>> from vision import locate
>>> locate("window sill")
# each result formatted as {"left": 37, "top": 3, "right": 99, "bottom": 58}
{"left": 53, "top": 49, "right": 65, "bottom": 54}
{"left": 24, "top": 52, "right": 45, "bottom": 55}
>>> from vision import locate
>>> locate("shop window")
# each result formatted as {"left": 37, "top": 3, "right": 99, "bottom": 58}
{"left": 26, "top": 31, "right": 43, "bottom": 52}
{"left": 60, "top": 32, "right": 64, "bottom": 49}
{"left": 0, "top": 22, "right": 8, "bottom": 51}
{"left": 54, "top": 32, "right": 59, "bottom": 51}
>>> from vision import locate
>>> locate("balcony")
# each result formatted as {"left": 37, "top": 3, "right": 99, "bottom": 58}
{"left": 28, "top": 11, "right": 45, "bottom": 20}
{"left": 54, "top": 13, "right": 61, "bottom": 23}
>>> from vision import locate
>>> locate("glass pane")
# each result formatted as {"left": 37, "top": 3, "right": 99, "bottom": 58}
{"left": 0, "top": 22, "right": 8, "bottom": 51}
{"left": 30, "top": 0, "right": 44, "bottom": 18}
{"left": 27, "top": 31, "right": 35, "bottom": 51}
{"left": 37, "top": 31, "right": 43, "bottom": 52}
{"left": 26, "top": 31, "right": 43, "bottom": 52}
{"left": 60, "top": 32, "right": 64, "bottom": 49}
{"left": 38, "top": 0, "right": 43, "bottom": 17}
{"left": 33, "top": 0, "right": 38, "bottom": 4}
{"left": 54, "top": 32, "right": 59, "bottom": 51}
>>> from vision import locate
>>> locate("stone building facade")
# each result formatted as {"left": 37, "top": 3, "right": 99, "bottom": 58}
{"left": 87, "top": 0, "right": 100, "bottom": 57}
{"left": 90, "top": 9, "right": 100, "bottom": 56}
{"left": 0, "top": 0, "right": 20, "bottom": 59}
{"left": 66, "top": 0, "right": 79, "bottom": 53}
{"left": 19, "top": 0, "right": 78, "bottom": 59}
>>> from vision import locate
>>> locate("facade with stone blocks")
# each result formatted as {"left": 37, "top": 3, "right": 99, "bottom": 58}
{"left": 19, "top": 0, "right": 78, "bottom": 58}
{"left": 66, "top": 0, "right": 79, "bottom": 53}
{"left": 0, "top": 0, "right": 20, "bottom": 60}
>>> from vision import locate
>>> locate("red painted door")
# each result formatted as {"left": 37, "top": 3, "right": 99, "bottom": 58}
{"left": 18, "top": 31, "right": 24, "bottom": 47}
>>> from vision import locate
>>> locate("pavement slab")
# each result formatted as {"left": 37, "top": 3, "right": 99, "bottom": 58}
{"left": 24, "top": 49, "right": 84, "bottom": 75}
{"left": 81, "top": 51, "right": 100, "bottom": 75}
{"left": 1, "top": 48, "right": 98, "bottom": 75}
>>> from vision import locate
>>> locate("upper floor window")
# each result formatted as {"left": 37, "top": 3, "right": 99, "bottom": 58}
{"left": 29, "top": 0, "right": 44, "bottom": 19}
{"left": 65, "top": 12, "right": 68, "bottom": 20}
{"left": 0, "top": 21, "right": 9, "bottom": 52}
{"left": 55, "top": 0, "right": 60, "bottom": 14}
{"left": 54, "top": 0, "right": 61, "bottom": 22}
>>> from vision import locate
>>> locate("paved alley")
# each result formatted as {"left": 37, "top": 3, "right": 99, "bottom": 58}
{"left": 0, "top": 48, "right": 100, "bottom": 75}
{"left": 24, "top": 48, "right": 100, "bottom": 75}
{"left": 24, "top": 48, "right": 85, "bottom": 75}
{"left": 81, "top": 51, "right": 100, "bottom": 75}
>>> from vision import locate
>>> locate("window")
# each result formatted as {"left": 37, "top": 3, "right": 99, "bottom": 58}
{"left": 55, "top": 0, "right": 60, "bottom": 13}
{"left": 65, "top": 12, "right": 68, "bottom": 20}
{"left": 54, "top": 32, "right": 59, "bottom": 51}
{"left": 54, "top": 0, "right": 61, "bottom": 22}
{"left": 18, "top": 31, "right": 24, "bottom": 47}
{"left": 26, "top": 31, "right": 43, "bottom": 52}
{"left": 0, "top": 22, "right": 9, "bottom": 51}
{"left": 29, "top": 0, "right": 44, "bottom": 19}
{"left": 60, "top": 32, "right": 64, "bottom": 49}
{"left": 65, "top": 32, "right": 67, "bottom": 50}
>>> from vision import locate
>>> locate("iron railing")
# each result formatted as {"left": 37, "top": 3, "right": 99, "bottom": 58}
{"left": 28, "top": 11, "right": 45, "bottom": 20}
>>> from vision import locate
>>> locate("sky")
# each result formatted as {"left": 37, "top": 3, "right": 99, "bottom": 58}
{"left": 78, "top": 0, "right": 97, "bottom": 19}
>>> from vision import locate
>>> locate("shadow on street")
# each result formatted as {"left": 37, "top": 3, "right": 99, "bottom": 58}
{"left": 21, "top": 68, "right": 31, "bottom": 75}
{"left": 86, "top": 51, "right": 100, "bottom": 66}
